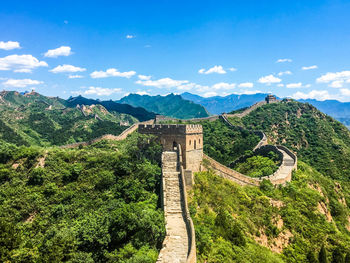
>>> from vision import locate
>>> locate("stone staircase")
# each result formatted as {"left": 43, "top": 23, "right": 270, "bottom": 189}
{"left": 157, "top": 151, "right": 189, "bottom": 263}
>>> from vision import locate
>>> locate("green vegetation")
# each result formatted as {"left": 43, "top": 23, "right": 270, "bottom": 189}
{"left": 190, "top": 162, "right": 350, "bottom": 262}
{"left": 242, "top": 101, "right": 350, "bottom": 180}
{"left": 0, "top": 91, "right": 138, "bottom": 147}
{"left": 0, "top": 133, "right": 165, "bottom": 262}
{"left": 200, "top": 119, "right": 260, "bottom": 166}
{"left": 233, "top": 151, "right": 280, "bottom": 178}
{"left": 118, "top": 93, "right": 209, "bottom": 119}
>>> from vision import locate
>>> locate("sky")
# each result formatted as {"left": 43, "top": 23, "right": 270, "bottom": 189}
{"left": 1, "top": 0, "right": 350, "bottom": 101}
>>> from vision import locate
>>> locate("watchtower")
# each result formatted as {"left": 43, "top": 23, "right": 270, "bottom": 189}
{"left": 265, "top": 94, "right": 277, "bottom": 104}
{"left": 138, "top": 124, "right": 203, "bottom": 173}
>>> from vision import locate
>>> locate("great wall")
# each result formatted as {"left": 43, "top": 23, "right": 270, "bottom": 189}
{"left": 61, "top": 95, "right": 297, "bottom": 263}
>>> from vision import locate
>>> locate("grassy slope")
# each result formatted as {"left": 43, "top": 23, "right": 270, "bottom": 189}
{"left": 0, "top": 133, "right": 164, "bottom": 262}
{"left": 242, "top": 101, "right": 350, "bottom": 180}
{"left": 190, "top": 162, "right": 350, "bottom": 262}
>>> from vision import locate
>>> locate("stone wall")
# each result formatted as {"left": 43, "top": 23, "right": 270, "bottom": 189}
{"left": 61, "top": 120, "right": 154, "bottom": 149}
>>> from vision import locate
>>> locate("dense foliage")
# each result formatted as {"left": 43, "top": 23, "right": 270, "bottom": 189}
{"left": 242, "top": 101, "right": 350, "bottom": 180}
{"left": 0, "top": 133, "right": 165, "bottom": 262}
{"left": 200, "top": 119, "right": 260, "bottom": 166}
{"left": 0, "top": 91, "right": 138, "bottom": 147}
{"left": 189, "top": 162, "right": 350, "bottom": 262}
{"left": 233, "top": 151, "right": 280, "bottom": 178}
{"left": 118, "top": 93, "right": 209, "bottom": 119}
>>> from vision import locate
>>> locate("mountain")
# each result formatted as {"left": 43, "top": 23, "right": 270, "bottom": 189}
{"left": 240, "top": 100, "right": 350, "bottom": 180}
{"left": 181, "top": 92, "right": 350, "bottom": 128}
{"left": 66, "top": 95, "right": 155, "bottom": 122}
{"left": 181, "top": 92, "right": 270, "bottom": 115}
{"left": 0, "top": 91, "right": 138, "bottom": 146}
{"left": 117, "top": 93, "right": 209, "bottom": 119}
{"left": 301, "top": 99, "right": 350, "bottom": 129}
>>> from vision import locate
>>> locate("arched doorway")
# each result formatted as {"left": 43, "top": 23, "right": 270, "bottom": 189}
{"left": 194, "top": 140, "right": 196, "bottom": 149}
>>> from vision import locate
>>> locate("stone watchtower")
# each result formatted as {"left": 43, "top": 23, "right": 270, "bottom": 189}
{"left": 265, "top": 94, "right": 277, "bottom": 103}
{"left": 138, "top": 124, "right": 203, "bottom": 173}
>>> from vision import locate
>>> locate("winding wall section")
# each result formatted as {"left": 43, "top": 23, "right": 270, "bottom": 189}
{"left": 60, "top": 120, "right": 154, "bottom": 149}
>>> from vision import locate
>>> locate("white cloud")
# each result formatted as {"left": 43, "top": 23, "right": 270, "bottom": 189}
{"left": 258, "top": 74, "right": 282, "bottom": 85}
{"left": 203, "top": 91, "right": 218, "bottom": 97}
{"left": 286, "top": 82, "right": 311, "bottom": 89}
{"left": 329, "top": 80, "right": 344, "bottom": 88}
{"left": 90, "top": 68, "right": 136, "bottom": 78}
{"left": 44, "top": 46, "right": 73, "bottom": 58}
{"left": 198, "top": 65, "right": 226, "bottom": 74}
{"left": 237, "top": 90, "right": 263, "bottom": 95}
{"left": 212, "top": 82, "right": 236, "bottom": 90}
{"left": 276, "top": 58, "right": 292, "bottom": 63}
{"left": 3, "top": 78, "right": 43, "bottom": 88}
{"left": 277, "top": 84, "right": 284, "bottom": 87}
{"left": 302, "top": 65, "right": 318, "bottom": 70}
{"left": 0, "top": 41, "right": 21, "bottom": 50}
{"left": 238, "top": 82, "right": 254, "bottom": 88}
{"left": 136, "top": 77, "right": 188, "bottom": 89}
{"left": 138, "top": 74, "right": 151, "bottom": 80}
{"left": 0, "top": 54, "right": 48, "bottom": 73}
{"left": 228, "top": 67, "right": 237, "bottom": 72}
{"left": 136, "top": 91, "right": 150, "bottom": 95}
{"left": 292, "top": 90, "right": 332, "bottom": 101}
{"left": 340, "top": 88, "right": 350, "bottom": 96}
{"left": 50, "top": 64, "right": 86, "bottom": 73}
{"left": 68, "top": 75, "right": 83, "bottom": 79}
{"left": 286, "top": 82, "right": 302, "bottom": 88}
{"left": 73, "top": 86, "right": 122, "bottom": 96}
{"left": 278, "top": 71, "right": 292, "bottom": 76}
{"left": 126, "top": 35, "right": 135, "bottom": 39}
{"left": 316, "top": 71, "right": 350, "bottom": 88}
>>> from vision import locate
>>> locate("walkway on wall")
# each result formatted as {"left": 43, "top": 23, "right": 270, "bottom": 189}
{"left": 157, "top": 151, "right": 189, "bottom": 263}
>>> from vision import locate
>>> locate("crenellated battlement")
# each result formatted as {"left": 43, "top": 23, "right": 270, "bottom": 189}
{"left": 139, "top": 124, "right": 202, "bottom": 135}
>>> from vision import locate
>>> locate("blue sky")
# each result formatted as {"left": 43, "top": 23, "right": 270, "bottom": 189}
{"left": 1, "top": 0, "right": 350, "bottom": 101}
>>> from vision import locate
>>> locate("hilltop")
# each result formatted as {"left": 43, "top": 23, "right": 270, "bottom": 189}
{"left": 67, "top": 95, "right": 155, "bottom": 122}
{"left": 240, "top": 100, "right": 350, "bottom": 180}
{"left": 0, "top": 91, "right": 139, "bottom": 146}
{"left": 118, "top": 93, "right": 209, "bottom": 119}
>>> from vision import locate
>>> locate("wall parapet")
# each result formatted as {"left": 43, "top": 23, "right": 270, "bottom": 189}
{"left": 177, "top": 144, "right": 197, "bottom": 263}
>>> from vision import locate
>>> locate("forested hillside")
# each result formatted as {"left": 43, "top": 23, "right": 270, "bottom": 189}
{"left": 190, "top": 162, "right": 350, "bottom": 262}
{"left": 118, "top": 93, "right": 209, "bottom": 119}
{"left": 0, "top": 91, "right": 138, "bottom": 146}
{"left": 242, "top": 101, "right": 350, "bottom": 181}
{"left": 67, "top": 95, "right": 155, "bottom": 122}
{"left": 0, "top": 133, "right": 165, "bottom": 262}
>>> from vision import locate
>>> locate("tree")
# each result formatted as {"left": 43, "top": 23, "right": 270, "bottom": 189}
{"left": 345, "top": 252, "right": 350, "bottom": 263}
{"left": 319, "top": 244, "right": 328, "bottom": 263}
{"left": 307, "top": 250, "right": 318, "bottom": 263}
{"left": 332, "top": 247, "right": 344, "bottom": 263}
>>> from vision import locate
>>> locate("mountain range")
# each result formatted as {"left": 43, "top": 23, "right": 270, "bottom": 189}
{"left": 117, "top": 93, "right": 209, "bottom": 119}
{"left": 180, "top": 92, "right": 350, "bottom": 128}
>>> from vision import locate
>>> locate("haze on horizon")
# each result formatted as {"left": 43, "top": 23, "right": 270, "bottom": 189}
{"left": 1, "top": 0, "right": 350, "bottom": 101}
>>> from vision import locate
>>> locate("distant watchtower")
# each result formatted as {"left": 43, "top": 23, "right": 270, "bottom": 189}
{"left": 138, "top": 124, "right": 203, "bottom": 173}
{"left": 265, "top": 94, "right": 277, "bottom": 104}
